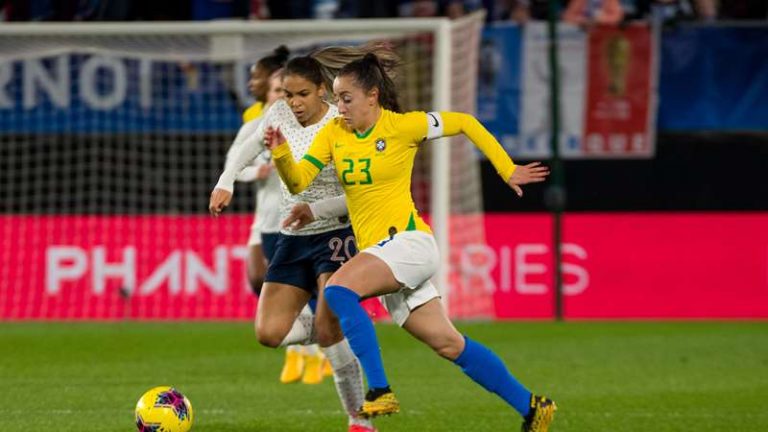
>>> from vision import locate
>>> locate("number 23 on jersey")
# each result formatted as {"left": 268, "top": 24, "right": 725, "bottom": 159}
{"left": 340, "top": 158, "right": 373, "bottom": 185}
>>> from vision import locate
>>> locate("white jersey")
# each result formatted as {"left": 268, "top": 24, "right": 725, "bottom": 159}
{"left": 253, "top": 152, "right": 282, "bottom": 234}
{"left": 216, "top": 99, "right": 348, "bottom": 236}
{"left": 223, "top": 118, "right": 281, "bottom": 234}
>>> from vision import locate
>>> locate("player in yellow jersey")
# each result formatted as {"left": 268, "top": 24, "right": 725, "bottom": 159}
{"left": 213, "top": 47, "right": 406, "bottom": 432}
{"left": 242, "top": 46, "right": 290, "bottom": 123}
{"left": 266, "top": 53, "right": 556, "bottom": 431}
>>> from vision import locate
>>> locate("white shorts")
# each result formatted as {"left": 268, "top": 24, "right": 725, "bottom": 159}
{"left": 361, "top": 230, "right": 440, "bottom": 326}
{"left": 247, "top": 222, "right": 262, "bottom": 246}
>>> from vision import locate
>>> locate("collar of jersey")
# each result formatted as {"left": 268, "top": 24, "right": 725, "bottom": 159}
{"left": 354, "top": 125, "right": 375, "bottom": 139}
{"left": 353, "top": 109, "right": 384, "bottom": 140}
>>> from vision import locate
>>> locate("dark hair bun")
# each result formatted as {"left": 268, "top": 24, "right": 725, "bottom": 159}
{"left": 274, "top": 45, "right": 290, "bottom": 63}
{"left": 363, "top": 52, "right": 380, "bottom": 65}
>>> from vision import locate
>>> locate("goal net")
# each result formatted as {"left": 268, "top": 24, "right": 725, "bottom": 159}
{"left": 0, "top": 13, "right": 489, "bottom": 320}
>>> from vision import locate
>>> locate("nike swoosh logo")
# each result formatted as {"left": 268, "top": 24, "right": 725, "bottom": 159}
{"left": 428, "top": 113, "right": 439, "bottom": 127}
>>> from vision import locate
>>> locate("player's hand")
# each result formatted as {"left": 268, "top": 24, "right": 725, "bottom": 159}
{"left": 264, "top": 126, "right": 286, "bottom": 150}
{"left": 282, "top": 202, "right": 315, "bottom": 231}
{"left": 255, "top": 163, "right": 273, "bottom": 179}
{"left": 507, "top": 162, "right": 550, "bottom": 197}
{"left": 209, "top": 188, "right": 233, "bottom": 217}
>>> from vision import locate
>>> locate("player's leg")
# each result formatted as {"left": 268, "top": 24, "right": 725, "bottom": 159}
{"left": 324, "top": 253, "right": 400, "bottom": 388}
{"left": 246, "top": 228, "right": 269, "bottom": 295}
{"left": 255, "top": 282, "right": 313, "bottom": 348}
{"left": 256, "top": 234, "right": 319, "bottom": 348}
{"left": 255, "top": 232, "right": 309, "bottom": 384}
{"left": 402, "top": 297, "right": 556, "bottom": 431}
{"left": 313, "top": 271, "right": 376, "bottom": 431}
{"left": 255, "top": 281, "right": 314, "bottom": 384}
{"left": 317, "top": 271, "right": 377, "bottom": 430}
{"left": 324, "top": 234, "right": 423, "bottom": 418}
{"left": 246, "top": 244, "right": 267, "bottom": 295}
{"left": 307, "top": 229, "right": 377, "bottom": 430}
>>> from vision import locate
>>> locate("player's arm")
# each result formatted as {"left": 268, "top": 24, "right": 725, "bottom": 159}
{"left": 239, "top": 154, "right": 273, "bottom": 182}
{"left": 217, "top": 118, "right": 268, "bottom": 192}
{"left": 283, "top": 195, "right": 348, "bottom": 231}
{"left": 266, "top": 124, "right": 333, "bottom": 195}
{"left": 427, "top": 111, "right": 550, "bottom": 197}
{"left": 228, "top": 129, "right": 269, "bottom": 183}
{"left": 209, "top": 117, "right": 269, "bottom": 216}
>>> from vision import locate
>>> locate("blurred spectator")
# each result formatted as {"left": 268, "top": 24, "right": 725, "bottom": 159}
{"left": 493, "top": 0, "right": 567, "bottom": 22}
{"left": 442, "top": 0, "right": 489, "bottom": 19}
{"left": 266, "top": 0, "right": 312, "bottom": 18}
{"left": 82, "top": 0, "right": 136, "bottom": 20}
{"left": 563, "top": 0, "right": 625, "bottom": 25}
{"left": 134, "top": 0, "right": 192, "bottom": 20}
{"left": 192, "top": 0, "right": 249, "bottom": 20}
{"left": 719, "top": 0, "right": 768, "bottom": 20}
{"left": 399, "top": 0, "right": 440, "bottom": 17}
{"left": 494, "top": 0, "right": 531, "bottom": 22}
{"left": 627, "top": 0, "right": 718, "bottom": 22}
{"left": 338, "top": 0, "right": 399, "bottom": 18}
{"left": 314, "top": 0, "right": 339, "bottom": 18}
{"left": 249, "top": 0, "right": 268, "bottom": 19}
{"left": 0, "top": 0, "right": 58, "bottom": 20}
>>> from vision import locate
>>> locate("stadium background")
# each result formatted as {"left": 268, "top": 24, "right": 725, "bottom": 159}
{"left": 0, "top": 2, "right": 767, "bottom": 431}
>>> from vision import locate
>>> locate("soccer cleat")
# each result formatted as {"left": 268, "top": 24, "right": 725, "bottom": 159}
{"left": 358, "top": 389, "right": 400, "bottom": 418}
{"left": 279, "top": 349, "right": 304, "bottom": 384}
{"left": 521, "top": 395, "right": 557, "bottom": 432}
{"left": 322, "top": 356, "right": 334, "bottom": 377}
{"left": 301, "top": 352, "right": 325, "bottom": 385}
{"left": 348, "top": 425, "right": 377, "bottom": 432}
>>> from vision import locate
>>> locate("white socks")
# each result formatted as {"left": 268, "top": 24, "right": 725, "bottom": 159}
{"left": 303, "top": 343, "right": 319, "bottom": 356}
{"left": 322, "top": 338, "right": 372, "bottom": 428}
{"left": 279, "top": 304, "right": 315, "bottom": 347}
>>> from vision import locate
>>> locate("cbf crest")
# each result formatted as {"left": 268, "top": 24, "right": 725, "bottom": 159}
{"left": 375, "top": 138, "right": 386, "bottom": 152}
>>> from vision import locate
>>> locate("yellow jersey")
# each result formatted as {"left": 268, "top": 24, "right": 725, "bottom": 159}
{"left": 272, "top": 109, "right": 516, "bottom": 249}
{"left": 242, "top": 101, "right": 264, "bottom": 123}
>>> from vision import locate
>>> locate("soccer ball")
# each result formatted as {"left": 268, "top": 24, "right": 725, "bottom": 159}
{"left": 135, "top": 386, "right": 194, "bottom": 432}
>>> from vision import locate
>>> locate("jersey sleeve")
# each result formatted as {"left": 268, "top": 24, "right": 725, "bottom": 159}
{"left": 236, "top": 153, "right": 270, "bottom": 182}
{"left": 398, "top": 111, "right": 431, "bottom": 146}
{"left": 215, "top": 116, "right": 267, "bottom": 192}
{"left": 309, "top": 194, "right": 348, "bottom": 220}
{"left": 433, "top": 111, "right": 517, "bottom": 181}
{"left": 272, "top": 121, "right": 334, "bottom": 194}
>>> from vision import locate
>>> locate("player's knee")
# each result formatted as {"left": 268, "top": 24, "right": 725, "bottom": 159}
{"left": 255, "top": 326, "right": 283, "bottom": 348}
{"left": 432, "top": 334, "right": 465, "bottom": 361}
{"left": 314, "top": 316, "right": 343, "bottom": 347}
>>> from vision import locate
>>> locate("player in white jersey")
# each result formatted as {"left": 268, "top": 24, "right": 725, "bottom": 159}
{"left": 226, "top": 70, "right": 285, "bottom": 294}
{"left": 227, "top": 68, "right": 331, "bottom": 384}
{"left": 210, "top": 48, "right": 398, "bottom": 432}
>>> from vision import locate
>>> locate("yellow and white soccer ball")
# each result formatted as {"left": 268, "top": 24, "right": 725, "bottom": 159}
{"left": 135, "top": 386, "right": 194, "bottom": 432}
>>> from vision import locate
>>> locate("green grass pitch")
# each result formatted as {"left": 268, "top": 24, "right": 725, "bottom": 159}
{"left": 1, "top": 321, "right": 767, "bottom": 431}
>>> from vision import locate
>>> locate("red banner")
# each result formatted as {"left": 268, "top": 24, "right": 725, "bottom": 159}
{"left": 583, "top": 24, "right": 655, "bottom": 157}
{"left": 474, "top": 213, "right": 768, "bottom": 319}
{"left": 2, "top": 213, "right": 767, "bottom": 320}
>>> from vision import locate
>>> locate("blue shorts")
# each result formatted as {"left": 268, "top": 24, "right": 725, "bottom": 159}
{"left": 261, "top": 233, "right": 279, "bottom": 263}
{"left": 265, "top": 227, "right": 357, "bottom": 293}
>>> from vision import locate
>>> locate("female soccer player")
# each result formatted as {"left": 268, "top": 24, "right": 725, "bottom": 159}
{"left": 242, "top": 46, "right": 290, "bottom": 124}
{"left": 265, "top": 53, "right": 556, "bottom": 432}
{"left": 227, "top": 66, "right": 329, "bottom": 384}
{"left": 210, "top": 47, "right": 394, "bottom": 432}
{"left": 229, "top": 65, "right": 285, "bottom": 296}
{"left": 228, "top": 47, "right": 327, "bottom": 384}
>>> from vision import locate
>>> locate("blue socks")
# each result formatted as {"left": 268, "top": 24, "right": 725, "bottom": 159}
{"left": 454, "top": 335, "right": 532, "bottom": 417}
{"left": 324, "top": 284, "right": 531, "bottom": 416}
{"left": 324, "top": 285, "right": 389, "bottom": 389}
